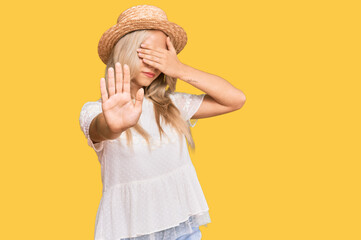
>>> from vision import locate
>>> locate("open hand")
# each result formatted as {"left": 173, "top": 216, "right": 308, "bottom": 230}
{"left": 136, "top": 36, "right": 185, "bottom": 79}
{"left": 100, "top": 62, "right": 144, "bottom": 134}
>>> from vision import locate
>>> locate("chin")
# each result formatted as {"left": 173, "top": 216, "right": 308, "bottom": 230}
{"left": 144, "top": 76, "right": 157, "bottom": 84}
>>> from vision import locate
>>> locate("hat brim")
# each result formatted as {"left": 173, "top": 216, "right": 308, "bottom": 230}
{"left": 98, "top": 19, "right": 188, "bottom": 65}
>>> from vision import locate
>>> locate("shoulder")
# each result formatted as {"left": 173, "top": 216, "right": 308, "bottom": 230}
{"left": 168, "top": 91, "right": 190, "bottom": 98}
{"left": 168, "top": 91, "right": 197, "bottom": 104}
{"left": 79, "top": 98, "right": 102, "bottom": 125}
{"left": 168, "top": 91, "right": 206, "bottom": 106}
{"left": 80, "top": 98, "right": 102, "bottom": 111}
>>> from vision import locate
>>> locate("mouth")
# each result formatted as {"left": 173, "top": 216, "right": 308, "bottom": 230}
{"left": 142, "top": 72, "right": 155, "bottom": 78}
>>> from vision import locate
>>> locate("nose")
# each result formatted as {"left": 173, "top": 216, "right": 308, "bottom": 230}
{"left": 145, "top": 64, "right": 157, "bottom": 73}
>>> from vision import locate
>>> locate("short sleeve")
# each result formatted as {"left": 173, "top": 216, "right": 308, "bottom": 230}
{"left": 169, "top": 92, "right": 206, "bottom": 128}
{"left": 79, "top": 100, "right": 104, "bottom": 152}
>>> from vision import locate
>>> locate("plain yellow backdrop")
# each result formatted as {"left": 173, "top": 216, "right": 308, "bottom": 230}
{"left": 0, "top": 0, "right": 360, "bottom": 239}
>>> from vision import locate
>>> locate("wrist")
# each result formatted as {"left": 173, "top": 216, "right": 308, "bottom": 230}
{"left": 97, "top": 113, "right": 120, "bottom": 140}
{"left": 177, "top": 63, "right": 189, "bottom": 80}
{"left": 105, "top": 116, "right": 127, "bottom": 140}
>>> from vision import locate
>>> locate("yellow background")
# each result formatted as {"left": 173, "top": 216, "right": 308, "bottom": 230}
{"left": 1, "top": 0, "right": 360, "bottom": 239}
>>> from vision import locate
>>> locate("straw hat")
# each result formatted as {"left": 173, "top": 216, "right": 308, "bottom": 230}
{"left": 98, "top": 5, "right": 188, "bottom": 65}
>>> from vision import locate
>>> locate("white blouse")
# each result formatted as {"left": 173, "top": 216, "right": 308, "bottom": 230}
{"left": 79, "top": 92, "right": 210, "bottom": 240}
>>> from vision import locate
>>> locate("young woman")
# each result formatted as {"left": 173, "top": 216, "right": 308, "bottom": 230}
{"left": 79, "top": 5, "right": 246, "bottom": 240}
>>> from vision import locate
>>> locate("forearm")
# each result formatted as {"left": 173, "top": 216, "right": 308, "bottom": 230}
{"left": 89, "top": 113, "right": 124, "bottom": 143}
{"left": 178, "top": 63, "right": 246, "bottom": 106}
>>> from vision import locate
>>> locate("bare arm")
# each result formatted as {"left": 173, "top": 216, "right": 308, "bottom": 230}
{"left": 178, "top": 63, "right": 246, "bottom": 119}
{"left": 89, "top": 113, "right": 125, "bottom": 144}
{"left": 89, "top": 62, "right": 144, "bottom": 144}
{"left": 136, "top": 40, "right": 245, "bottom": 120}
{"left": 180, "top": 63, "right": 246, "bottom": 107}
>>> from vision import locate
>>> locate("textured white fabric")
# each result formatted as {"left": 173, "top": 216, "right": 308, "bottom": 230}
{"left": 119, "top": 214, "right": 208, "bottom": 240}
{"left": 79, "top": 92, "right": 209, "bottom": 240}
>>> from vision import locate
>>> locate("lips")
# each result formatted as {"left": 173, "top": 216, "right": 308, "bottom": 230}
{"left": 143, "top": 72, "right": 155, "bottom": 78}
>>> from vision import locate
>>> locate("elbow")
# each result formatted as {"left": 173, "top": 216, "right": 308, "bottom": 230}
{"left": 233, "top": 92, "right": 246, "bottom": 110}
{"left": 235, "top": 97, "right": 246, "bottom": 109}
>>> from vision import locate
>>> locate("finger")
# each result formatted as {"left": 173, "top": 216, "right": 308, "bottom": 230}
{"left": 108, "top": 67, "right": 115, "bottom": 97}
{"left": 123, "top": 64, "right": 131, "bottom": 98}
{"left": 137, "top": 48, "right": 164, "bottom": 58}
{"left": 139, "top": 43, "right": 161, "bottom": 51}
{"left": 115, "top": 62, "right": 123, "bottom": 94}
{"left": 100, "top": 77, "right": 108, "bottom": 101}
{"left": 167, "top": 36, "right": 176, "bottom": 53}
{"left": 139, "top": 52, "right": 162, "bottom": 64}
{"left": 134, "top": 87, "right": 144, "bottom": 111}
{"left": 142, "top": 58, "right": 161, "bottom": 70}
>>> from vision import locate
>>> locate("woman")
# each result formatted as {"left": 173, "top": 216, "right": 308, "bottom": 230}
{"left": 79, "top": 5, "right": 246, "bottom": 240}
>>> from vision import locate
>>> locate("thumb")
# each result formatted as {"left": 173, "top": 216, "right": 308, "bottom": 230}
{"left": 166, "top": 36, "right": 176, "bottom": 53}
{"left": 134, "top": 87, "right": 144, "bottom": 111}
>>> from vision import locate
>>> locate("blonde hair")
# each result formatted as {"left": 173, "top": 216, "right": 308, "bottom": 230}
{"left": 103, "top": 29, "right": 197, "bottom": 151}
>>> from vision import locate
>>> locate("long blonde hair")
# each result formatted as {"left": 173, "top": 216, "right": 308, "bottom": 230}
{"left": 103, "top": 29, "right": 197, "bottom": 151}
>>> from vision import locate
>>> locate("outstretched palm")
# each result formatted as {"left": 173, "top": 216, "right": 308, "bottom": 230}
{"left": 100, "top": 62, "right": 144, "bottom": 134}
